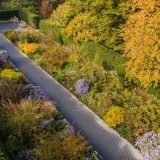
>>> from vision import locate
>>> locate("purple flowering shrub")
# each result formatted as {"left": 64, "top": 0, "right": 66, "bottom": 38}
{"left": 21, "top": 84, "right": 49, "bottom": 101}
{"left": 75, "top": 79, "right": 89, "bottom": 96}
{"left": 0, "top": 50, "right": 8, "bottom": 63}
{"left": 60, "top": 124, "right": 76, "bottom": 139}
{"left": 135, "top": 131, "right": 160, "bottom": 160}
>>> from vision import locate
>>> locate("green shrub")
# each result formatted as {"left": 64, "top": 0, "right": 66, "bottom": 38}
{"left": 19, "top": 31, "right": 41, "bottom": 43}
{"left": 3, "top": 30, "right": 19, "bottom": 44}
{"left": 81, "top": 42, "right": 126, "bottom": 75}
{"left": 0, "top": 2, "right": 17, "bottom": 10}
{"left": 148, "top": 86, "right": 160, "bottom": 98}
{"left": 0, "top": 69, "right": 22, "bottom": 82}
{"left": 0, "top": 10, "right": 19, "bottom": 20}
{"left": 40, "top": 20, "right": 63, "bottom": 42}
{"left": 111, "top": 89, "right": 145, "bottom": 108}
{"left": 19, "top": 8, "right": 40, "bottom": 28}
{"left": 123, "top": 104, "right": 160, "bottom": 143}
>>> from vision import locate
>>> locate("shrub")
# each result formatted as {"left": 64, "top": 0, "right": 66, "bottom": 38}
{"left": 43, "top": 43, "right": 71, "bottom": 73}
{"left": 39, "top": 20, "right": 64, "bottom": 43}
{"left": 125, "top": 104, "right": 160, "bottom": 142}
{"left": 3, "top": 31, "right": 19, "bottom": 44}
{"left": 111, "top": 89, "right": 145, "bottom": 108}
{"left": 19, "top": 31, "right": 41, "bottom": 43}
{"left": 104, "top": 106, "right": 125, "bottom": 128}
{"left": 50, "top": 3, "right": 76, "bottom": 28}
{"left": 18, "top": 43, "right": 39, "bottom": 55}
{"left": 80, "top": 42, "right": 126, "bottom": 76}
{"left": 0, "top": 10, "right": 19, "bottom": 20}
{"left": 32, "top": 134, "right": 88, "bottom": 160}
{"left": 122, "top": 0, "right": 160, "bottom": 89}
{"left": 61, "top": 135, "right": 89, "bottom": 160}
{"left": 0, "top": 2, "right": 17, "bottom": 10}
{"left": 0, "top": 69, "right": 22, "bottom": 82}
{"left": 52, "top": 0, "right": 128, "bottom": 51}
{"left": 19, "top": 8, "right": 40, "bottom": 28}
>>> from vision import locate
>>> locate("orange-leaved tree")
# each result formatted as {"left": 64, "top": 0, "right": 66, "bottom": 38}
{"left": 123, "top": 0, "right": 160, "bottom": 89}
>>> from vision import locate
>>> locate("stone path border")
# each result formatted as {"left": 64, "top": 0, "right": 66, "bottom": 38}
{"left": 0, "top": 22, "right": 144, "bottom": 160}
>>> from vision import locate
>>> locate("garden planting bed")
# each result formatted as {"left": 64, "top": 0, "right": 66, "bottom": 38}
{"left": 3, "top": 28, "right": 160, "bottom": 160}
{"left": 0, "top": 48, "right": 99, "bottom": 159}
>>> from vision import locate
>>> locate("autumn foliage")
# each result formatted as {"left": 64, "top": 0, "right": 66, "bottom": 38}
{"left": 41, "top": 0, "right": 52, "bottom": 18}
{"left": 123, "top": 0, "right": 160, "bottom": 89}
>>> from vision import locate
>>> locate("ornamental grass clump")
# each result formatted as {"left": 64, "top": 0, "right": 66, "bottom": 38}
{"left": 75, "top": 79, "right": 89, "bottom": 96}
{"left": 135, "top": 131, "right": 160, "bottom": 160}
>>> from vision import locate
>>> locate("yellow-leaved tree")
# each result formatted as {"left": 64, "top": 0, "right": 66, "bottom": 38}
{"left": 123, "top": 0, "right": 160, "bottom": 89}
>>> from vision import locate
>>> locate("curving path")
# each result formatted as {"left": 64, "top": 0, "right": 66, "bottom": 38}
{"left": 0, "top": 22, "right": 144, "bottom": 160}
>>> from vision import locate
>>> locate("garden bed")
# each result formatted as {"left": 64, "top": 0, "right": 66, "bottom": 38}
{"left": 3, "top": 29, "right": 160, "bottom": 160}
{"left": 0, "top": 48, "right": 99, "bottom": 160}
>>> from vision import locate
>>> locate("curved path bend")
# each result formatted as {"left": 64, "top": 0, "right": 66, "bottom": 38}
{"left": 0, "top": 22, "right": 144, "bottom": 160}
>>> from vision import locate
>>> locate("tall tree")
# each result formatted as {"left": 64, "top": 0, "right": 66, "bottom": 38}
{"left": 123, "top": 0, "right": 160, "bottom": 89}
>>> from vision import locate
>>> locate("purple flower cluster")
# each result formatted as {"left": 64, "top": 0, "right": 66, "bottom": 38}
{"left": 40, "top": 118, "right": 54, "bottom": 129}
{"left": 135, "top": 131, "right": 160, "bottom": 160}
{"left": 75, "top": 79, "right": 89, "bottom": 96}
{"left": 0, "top": 50, "right": 8, "bottom": 63}
{"left": 60, "top": 124, "right": 76, "bottom": 139}
{"left": 22, "top": 84, "right": 49, "bottom": 101}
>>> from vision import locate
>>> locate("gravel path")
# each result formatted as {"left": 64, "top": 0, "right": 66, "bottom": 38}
{"left": 0, "top": 22, "right": 144, "bottom": 160}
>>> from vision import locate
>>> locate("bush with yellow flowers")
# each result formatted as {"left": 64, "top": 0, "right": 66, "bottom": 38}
{"left": 0, "top": 69, "right": 22, "bottom": 82}
{"left": 18, "top": 43, "right": 39, "bottom": 55}
{"left": 104, "top": 106, "right": 125, "bottom": 128}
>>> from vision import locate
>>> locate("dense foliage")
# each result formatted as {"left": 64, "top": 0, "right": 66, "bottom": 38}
{"left": 1, "top": 0, "right": 160, "bottom": 159}
{"left": 51, "top": 0, "right": 129, "bottom": 51}
{"left": 123, "top": 0, "right": 160, "bottom": 90}
{"left": 0, "top": 54, "right": 96, "bottom": 160}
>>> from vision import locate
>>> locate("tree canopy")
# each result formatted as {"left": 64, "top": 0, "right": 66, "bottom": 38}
{"left": 123, "top": 0, "right": 160, "bottom": 89}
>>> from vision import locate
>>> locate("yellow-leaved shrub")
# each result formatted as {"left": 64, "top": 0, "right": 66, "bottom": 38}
{"left": 104, "top": 106, "right": 124, "bottom": 128}
{"left": 18, "top": 43, "right": 39, "bottom": 55}
{"left": 123, "top": 0, "right": 160, "bottom": 89}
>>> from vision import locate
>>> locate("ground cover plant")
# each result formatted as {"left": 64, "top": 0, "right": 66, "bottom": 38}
{"left": 0, "top": 49, "right": 98, "bottom": 160}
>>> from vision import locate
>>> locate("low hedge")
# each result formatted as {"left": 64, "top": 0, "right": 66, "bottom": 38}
{"left": 0, "top": 2, "right": 17, "bottom": 10}
{"left": 81, "top": 42, "right": 126, "bottom": 76}
{"left": 19, "top": 9, "right": 40, "bottom": 28}
{"left": 0, "top": 10, "right": 19, "bottom": 20}
{"left": 40, "top": 20, "right": 56, "bottom": 34}
{"left": 40, "top": 20, "right": 64, "bottom": 43}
